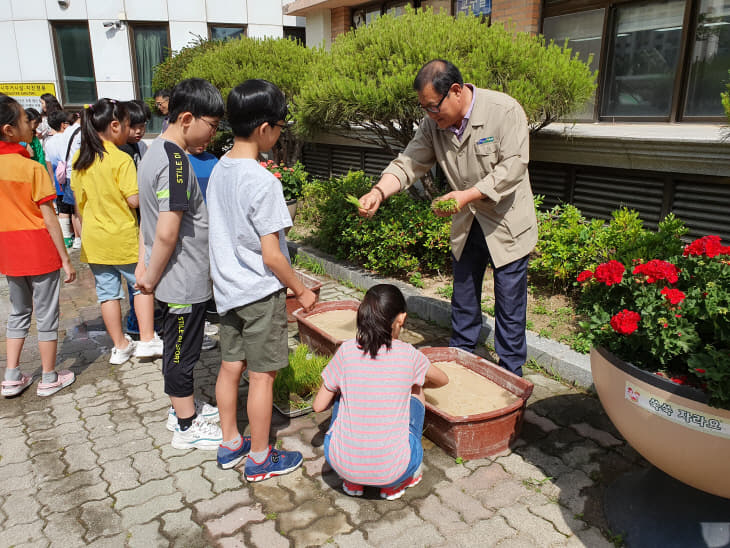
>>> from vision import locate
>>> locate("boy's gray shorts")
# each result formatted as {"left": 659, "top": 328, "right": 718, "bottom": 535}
{"left": 6, "top": 270, "right": 61, "bottom": 341}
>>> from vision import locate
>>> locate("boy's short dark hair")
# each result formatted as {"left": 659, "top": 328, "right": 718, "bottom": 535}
{"left": 154, "top": 89, "right": 170, "bottom": 100}
{"left": 48, "top": 110, "right": 68, "bottom": 131}
{"left": 125, "top": 99, "right": 152, "bottom": 125}
{"left": 227, "top": 79, "right": 288, "bottom": 138}
{"left": 25, "top": 107, "right": 41, "bottom": 122}
{"left": 168, "top": 79, "right": 224, "bottom": 124}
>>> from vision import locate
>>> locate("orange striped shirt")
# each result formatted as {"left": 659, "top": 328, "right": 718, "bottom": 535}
{"left": 0, "top": 142, "right": 61, "bottom": 276}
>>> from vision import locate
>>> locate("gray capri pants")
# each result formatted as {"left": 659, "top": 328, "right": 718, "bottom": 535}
{"left": 6, "top": 270, "right": 61, "bottom": 341}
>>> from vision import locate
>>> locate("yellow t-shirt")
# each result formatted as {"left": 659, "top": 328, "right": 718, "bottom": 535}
{"left": 71, "top": 141, "right": 139, "bottom": 264}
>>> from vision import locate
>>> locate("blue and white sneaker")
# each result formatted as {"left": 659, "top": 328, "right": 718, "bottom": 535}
{"left": 171, "top": 416, "right": 222, "bottom": 450}
{"left": 166, "top": 400, "right": 219, "bottom": 431}
{"left": 244, "top": 447, "right": 303, "bottom": 482}
{"left": 217, "top": 435, "right": 252, "bottom": 470}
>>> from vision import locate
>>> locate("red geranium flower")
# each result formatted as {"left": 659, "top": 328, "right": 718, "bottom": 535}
{"left": 684, "top": 235, "right": 724, "bottom": 258}
{"left": 610, "top": 309, "right": 641, "bottom": 335}
{"left": 594, "top": 260, "right": 625, "bottom": 286}
{"left": 577, "top": 270, "right": 593, "bottom": 283}
{"left": 660, "top": 286, "right": 686, "bottom": 305}
{"left": 632, "top": 260, "right": 679, "bottom": 284}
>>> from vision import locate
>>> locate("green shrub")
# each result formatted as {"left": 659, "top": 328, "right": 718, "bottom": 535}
{"left": 723, "top": 69, "right": 730, "bottom": 122}
{"left": 298, "top": 171, "right": 451, "bottom": 277}
{"left": 151, "top": 37, "right": 222, "bottom": 99}
{"left": 273, "top": 344, "right": 330, "bottom": 404}
{"left": 530, "top": 203, "right": 687, "bottom": 289}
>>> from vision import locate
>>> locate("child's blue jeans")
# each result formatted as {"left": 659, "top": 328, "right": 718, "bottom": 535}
{"left": 324, "top": 394, "right": 425, "bottom": 487}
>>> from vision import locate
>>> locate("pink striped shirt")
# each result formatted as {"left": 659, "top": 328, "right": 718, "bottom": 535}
{"left": 322, "top": 338, "right": 430, "bottom": 486}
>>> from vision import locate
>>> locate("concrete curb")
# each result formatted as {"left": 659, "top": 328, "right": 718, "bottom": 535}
{"left": 287, "top": 241, "right": 593, "bottom": 388}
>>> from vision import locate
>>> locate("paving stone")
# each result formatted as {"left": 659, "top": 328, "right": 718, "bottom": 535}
{"left": 454, "top": 463, "right": 511, "bottom": 491}
{"left": 102, "top": 456, "right": 140, "bottom": 494}
{"left": 43, "top": 511, "right": 87, "bottom": 547}
{"left": 120, "top": 493, "right": 184, "bottom": 528}
{"left": 247, "top": 520, "right": 290, "bottom": 548}
{"left": 495, "top": 453, "right": 556, "bottom": 483}
{"left": 433, "top": 514, "right": 516, "bottom": 548}
{"left": 529, "top": 502, "right": 587, "bottom": 537}
{"left": 1, "top": 487, "right": 41, "bottom": 527}
{"left": 563, "top": 526, "right": 614, "bottom": 548}
{"left": 413, "top": 494, "right": 471, "bottom": 536}
{"left": 495, "top": 534, "right": 541, "bottom": 547}
{"left": 361, "top": 508, "right": 444, "bottom": 546}
{"left": 115, "top": 477, "right": 175, "bottom": 510}
{"left": 132, "top": 449, "right": 168, "bottom": 483}
{"left": 31, "top": 451, "right": 68, "bottom": 481}
{"left": 287, "top": 513, "right": 352, "bottom": 546}
{"left": 302, "top": 454, "right": 326, "bottom": 477}
{"left": 216, "top": 535, "right": 248, "bottom": 548}
{"left": 127, "top": 521, "right": 167, "bottom": 548}
{"left": 160, "top": 508, "right": 208, "bottom": 547}
{"left": 0, "top": 435, "right": 31, "bottom": 464}
{"left": 62, "top": 442, "right": 98, "bottom": 473}
{"left": 193, "top": 487, "right": 253, "bottom": 521}
{"left": 434, "top": 482, "right": 493, "bottom": 524}
{"left": 200, "top": 461, "right": 245, "bottom": 494}
{"left": 38, "top": 482, "right": 110, "bottom": 515}
{"left": 79, "top": 498, "right": 122, "bottom": 542}
{"left": 167, "top": 448, "right": 214, "bottom": 472}
{"left": 23, "top": 410, "right": 56, "bottom": 431}
{"left": 554, "top": 470, "right": 593, "bottom": 514}
{"left": 51, "top": 403, "right": 82, "bottom": 425}
{"left": 205, "top": 504, "right": 266, "bottom": 538}
{"left": 473, "top": 478, "right": 535, "bottom": 510}
{"left": 499, "top": 504, "right": 568, "bottom": 546}
{"left": 278, "top": 498, "right": 334, "bottom": 531}
{"left": 96, "top": 437, "right": 155, "bottom": 464}
{"left": 559, "top": 441, "right": 601, "bottom": 468}
{"left": 174, "top": 466, "right": 215, "bottom": 503}
{"left": 570, "top": 423, "right": 622, "bottom": 448}
{"left": 524, "top": 409, "right": 560, "bottom": 433}
{"left": 250, "top": 483, "right": 296, "bottom": 513}
{"left": 0, "top": 522, "right": 51, "bottom": 547}
{"left": 85, "top": 534, "right": 132, "bottom": 548}
{"left": 29, "top": 438, "right": 65, "bottom": 458}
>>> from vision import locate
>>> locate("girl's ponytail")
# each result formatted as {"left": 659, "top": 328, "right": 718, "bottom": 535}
{"left": 74, "top": 98, "right": 128, "bottom": 172}
{"left": 356, "top": 284, "right": 407, "bottom": 359}
{"left": 0, "top": 94, "right": 22, "bottom": 140}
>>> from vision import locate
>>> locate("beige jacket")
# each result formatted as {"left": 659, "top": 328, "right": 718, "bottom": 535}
{"left": 382, "top": 87, "right": 538, "bottom": 267}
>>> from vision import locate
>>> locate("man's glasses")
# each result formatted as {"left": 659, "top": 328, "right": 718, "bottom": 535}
{"left": 419, "top": 89, "right": 451, "bottom": 114}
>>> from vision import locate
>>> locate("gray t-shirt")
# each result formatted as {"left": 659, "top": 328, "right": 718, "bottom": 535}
{"left": 137, "top": 138, "right": 212, "bottom": 306}
{"left": 207, "top": 156, "right": 292, "bottom": 315}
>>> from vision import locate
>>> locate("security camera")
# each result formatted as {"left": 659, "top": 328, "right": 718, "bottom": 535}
{"left": 103, "top": 21, "right": 123, "bottom": 29}
{"left": 58, "top": 0, "right": 69, "bottom": 8}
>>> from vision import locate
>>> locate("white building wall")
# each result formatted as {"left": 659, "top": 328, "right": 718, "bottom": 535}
{"left": 305, "top": 10, "right": 331, "bottom": 50}
{"left": 1, "top": 0, "right": 303, "bottom": 107}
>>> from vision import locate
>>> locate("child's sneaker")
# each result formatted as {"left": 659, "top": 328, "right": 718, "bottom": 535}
{"left": 1, "top": 373, "right": 33, "bottom": 397}
{"left": 171, "top": 415, "right": 223, "bottom": 450}
{"left": 36, "top": 370, "right": 75, "bottom": 397}
{"left": 72, "top": 237, "right": 82, "bottom": 249}
{"left": 217, "top": 435, "right": 252, "bottom": 469}
{"left": 110, "top": 335, "right": 136, "bottom": 365}
{"left": 134, "top": 333, "right": 163, "bottom": 359}
{"left": 201, "top": 334, "right": 217, "bottom": 351}
{"left": 204, "top": 321, "right": 219, "bottom": 336}
{"left": 379, "top": 466, "right": 423, "bottom": 500}
{"left": 244, "top": 447, "right": 303, "bottom": 482}
{"left": 342, "top": 480, "right": 364, "bottom": 497}
{"left": 166, "top": 400, "right": 220, "bottom": 431}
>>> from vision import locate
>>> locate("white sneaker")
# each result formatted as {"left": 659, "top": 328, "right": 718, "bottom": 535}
{"left": 109, "top": 335, "right": 136, "bottom": 365}
{"left": 171, "top": 415, "right": 223, "bottom": 450}
{"left": 204, "top": 321, "right": 219, "bottom": 336}
{"left": 166, "top": 400, "right": 220, "bottom": 431}
{"left": 135, "top": 333, "right": 163, "bottom": 358}
{"left": 202, "top": 334, "right": 217, "bottom": 351}
{"left": 72, "top": 237, "right": 82, "bottom": 249}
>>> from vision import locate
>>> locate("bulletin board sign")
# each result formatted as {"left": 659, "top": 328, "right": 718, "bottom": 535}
{"left": 456, "top": 0, "right": 492, "bottom": 16}
{"left": 0, "top": 83, "right": 57, "bottom": 111}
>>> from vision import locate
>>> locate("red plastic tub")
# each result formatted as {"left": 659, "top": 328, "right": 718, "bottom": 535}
{"left": 420, "top": 347, "right": 534, "bottom": 460}
{"left": 286, "top": 271, "right": 324, "bottom": 322}
{"left": 292, "top": 300, "right": 360, "bottom": 355}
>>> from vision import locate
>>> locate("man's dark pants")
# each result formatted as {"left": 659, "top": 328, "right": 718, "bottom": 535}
{"left": 449, "top": 220, "right": 528, "bottom": 376}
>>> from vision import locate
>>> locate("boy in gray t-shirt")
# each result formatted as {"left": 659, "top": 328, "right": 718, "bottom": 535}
{"left": 207, "top": 80, "right": 315, "bottom": 479}
{"left": 136, "top": 78, "right": 224, "bottom": 451}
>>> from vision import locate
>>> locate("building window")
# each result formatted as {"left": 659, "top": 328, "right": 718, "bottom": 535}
{"left": 52, "top": 23, "right": 97, "bottom": 106}
{"left": 454, "top": 0, "right": 491, "bottom": 16}
{"left": 601, "top": 0, "right": 686, "bottom": 118}
{"left": 542, "top": 0, "right": 729, "bottom": 122}
{"left": 543, "top": 9, "right": 605, "bottom": 120}
{"left": 130, "top": 24, "right": 169, "bottom": 133}
{"left": 284, "top": 26, "right": 306, "bottom": 44}
{"left": 684, "top": 0, "right": 730, "bottom": 117}
{"left": 210, "top": 25, "right": 246, "bottom": 42}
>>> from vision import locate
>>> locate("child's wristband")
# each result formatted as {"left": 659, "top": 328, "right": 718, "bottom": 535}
{"left": 372, "top": 186, "right": 386, "bottom": 202}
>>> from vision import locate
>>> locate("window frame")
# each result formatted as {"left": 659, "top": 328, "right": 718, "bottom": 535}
{"left": 208, "top": 23, "right": 247, "bottom": 42}
{"left": 128, "top": 22, "right": 170, "bottom": 136}
{"left": 50, "top": 20, "right": 98, "bottom": 108}
{"left": 541, "top": 0, "right": 727, "bottom": 122}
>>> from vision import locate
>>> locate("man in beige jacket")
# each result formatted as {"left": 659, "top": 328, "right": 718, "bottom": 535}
{"left": 358, "top": 59, "right": 538, "bottom": 376}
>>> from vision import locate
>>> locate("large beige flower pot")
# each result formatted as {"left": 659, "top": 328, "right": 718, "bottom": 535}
{"left": 591, "top": 347, "right": 730, "bottom": 499}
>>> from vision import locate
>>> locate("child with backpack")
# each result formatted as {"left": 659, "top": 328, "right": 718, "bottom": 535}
{"left": 70, "top": 98, "right": 162, "bottom": 365}
{"left": 313, "top": 284, "right": 448, "bottom": 499}
{"left": 0, "top": 94, "right": 76, "bottom": 397}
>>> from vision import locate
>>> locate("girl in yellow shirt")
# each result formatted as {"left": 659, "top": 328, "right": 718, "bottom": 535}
{"left": 71, "top": 98, "right": 162, "bottom": 365}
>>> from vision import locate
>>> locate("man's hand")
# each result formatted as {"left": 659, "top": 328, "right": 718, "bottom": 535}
{"left": 134, "top": 274, "right": 156, "bottom": 295}
{"left": 431, "top": 191, "right": 464, "bottom": 218}
{"left": 295, "top": 288, "right": 317, "bottom": 312}
{"left": 61, "top": 259, "right": 76, "bottom": 283}
{"left": 357, "top": 190, "right": 383, "bottom": 218}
